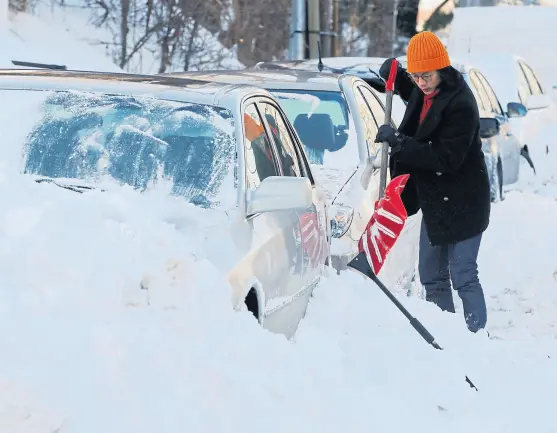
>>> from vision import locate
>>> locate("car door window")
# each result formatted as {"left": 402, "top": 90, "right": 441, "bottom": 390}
{"left": 464, "top": 74, "right": 485, "bottom": 111}
{"left": 258, "top": 101, "right": 304, "bottom": 178}
{"left": 515, "top": 63, "right": 530, "bottom": 104}
{"left": 358, "top": 85, "right": 386, "bottom": 126}
{"left": 469, "top": 71, "right": 491, "bottom": 112}
{"left": 243, "top": 103, "right": 279, "bottom": 191}
{"left": 354, "top": 85, "right": 380, "bottom": 157}
{"left": 476, "top": 72, "right": 504, "bottom": 116}
{"left": 519, "top": 61, "right": 543, "bottom": 96}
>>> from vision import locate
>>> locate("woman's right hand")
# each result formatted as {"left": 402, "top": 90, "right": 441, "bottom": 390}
{"left": 379, "top": 57, "right": 404, "bottom": 81}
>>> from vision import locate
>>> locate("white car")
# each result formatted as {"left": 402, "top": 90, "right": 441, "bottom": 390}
{"left": 456, "top": 53, "right": 557, "bottom": 162}
{"left": 165, "top": 69, "right": 398, "bottom": 275}
{"left": 0, "top": 69, "right": 330, "bottom": 339}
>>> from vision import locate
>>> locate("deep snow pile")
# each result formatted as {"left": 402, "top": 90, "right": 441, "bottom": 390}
{"left": 1, "top": 148, "right": 557, "bottom": 432}
{"left": 448, "top": 5, "right": 557, "bottom": 87}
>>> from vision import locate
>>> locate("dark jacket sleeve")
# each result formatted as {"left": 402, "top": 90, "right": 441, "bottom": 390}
{"left": 393, "top": 72, "right": 415, "bottom": 103}
{"left": 377, "top": 59, "right": 415, "bottom": 102}
{"left": 394, "top": 100, "right": 478, "bottom": 174}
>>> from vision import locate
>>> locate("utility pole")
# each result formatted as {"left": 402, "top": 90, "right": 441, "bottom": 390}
{"left": 288, "top": 0, "right": 306, "bottom": 60}
{"left": 307, "top": 0, "right": 320, "bottom": 59}
{"left": 391, "top": 0, "right": 399, "bottom": 56}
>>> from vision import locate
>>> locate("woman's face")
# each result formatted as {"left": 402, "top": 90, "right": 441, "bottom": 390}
{"left": 409, "top": 71, "right": 441, "bottom": 95}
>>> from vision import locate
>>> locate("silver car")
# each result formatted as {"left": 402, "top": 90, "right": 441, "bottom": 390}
{"left": 164, "top": 69, "right": 395, "bottom": 273}
{"left": 0, "top": 69, "right": 330, "bottom": 339}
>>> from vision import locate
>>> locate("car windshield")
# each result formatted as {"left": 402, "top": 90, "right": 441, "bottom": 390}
{"left": 269, "top": 89, "right": 358, "bottom": 168}
{"left": 0, "top": 89, "right": 236, "bottom": 209}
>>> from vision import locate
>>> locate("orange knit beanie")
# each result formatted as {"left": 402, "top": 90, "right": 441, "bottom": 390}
{"left": 406, "top": 31, "right": 451, "bottom": 74}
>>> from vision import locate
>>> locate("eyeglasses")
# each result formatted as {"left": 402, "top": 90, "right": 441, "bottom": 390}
{"left": 408, "top": 72, "right": 435, "bottom": 82}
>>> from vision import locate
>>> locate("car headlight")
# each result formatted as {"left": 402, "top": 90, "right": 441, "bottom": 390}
{"left": 330, "top": 204, "right": 354, "bottom": 239}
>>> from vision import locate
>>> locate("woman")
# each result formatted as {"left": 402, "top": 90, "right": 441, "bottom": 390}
{"left": 374, "top": 31, "right": 491, "bottom": 333}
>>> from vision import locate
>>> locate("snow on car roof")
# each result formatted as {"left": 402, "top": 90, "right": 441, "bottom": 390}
{"left": 0, "top": 69, "right": 260, "bottom": 107}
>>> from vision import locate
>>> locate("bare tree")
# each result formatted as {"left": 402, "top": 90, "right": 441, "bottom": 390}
{"left": 365, "top": 0, "right": 396, "bottom": 57}
{"left": 338, "top": 0, "right": 371, "bottom": 56}
{"left": 86, "top": 0, "right": 161, "bottom": 69}
{"left": 219, "top": 0, "right": 290, "bottom": 66}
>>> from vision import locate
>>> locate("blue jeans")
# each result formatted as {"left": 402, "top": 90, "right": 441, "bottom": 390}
{"left": 418, "top": 221, "right": 487, "bottom": 332}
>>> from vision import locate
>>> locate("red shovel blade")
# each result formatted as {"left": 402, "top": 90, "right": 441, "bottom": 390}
{"left": 357, "top": 174, "right": 410, "bottom": 275}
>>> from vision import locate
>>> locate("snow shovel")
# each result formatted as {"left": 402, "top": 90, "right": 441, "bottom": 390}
{"left": 360, "top": 58, "right": 399, "bottom": 190}
{"left": 378, "top": 58, "right": 399, "bottom": 198}
{"left": 346, "top": 174, "right": 479, "bottom": 392}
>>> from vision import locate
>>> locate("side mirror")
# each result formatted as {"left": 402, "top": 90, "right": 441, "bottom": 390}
{"left": 526, "top": 93, "right": 550, "bottom": 110}
{"left": 507, "top": 101, "right": 528, "bottom": 118}
{"left": 370, "top": 145, "right": 384, "bottom": 169}
{"left": 359, "top": 145, "right": 383, "bottom": 189}
{"left": 479, "top": 117, "right": 500, "bottom": 139}
{"left": 247, "top": 176, "right": 312, "bottom": 216}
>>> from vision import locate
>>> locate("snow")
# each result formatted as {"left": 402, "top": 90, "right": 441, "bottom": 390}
{"left": 0, "top": 83, "right": 557, "bottom": 433}
{"left": 1, "top": 3, "right": 557, "bottom": 433}
{"left": 448, "top": 5, "right": 557, "bottom": 88}
{"left": 2, "top": 154, "right": 557, "bottom": 432}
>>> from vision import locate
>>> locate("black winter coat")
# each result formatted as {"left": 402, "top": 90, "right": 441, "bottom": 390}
{"left": 385, "top": 65, "right": 491, "bottom": 246}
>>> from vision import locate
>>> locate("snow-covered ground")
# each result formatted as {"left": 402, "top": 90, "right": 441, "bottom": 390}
{"left": 1, "top": 3, "right": 557, "bottom": 433}
{"left": 1, "top": 117, "right": 557, "bottom": 433}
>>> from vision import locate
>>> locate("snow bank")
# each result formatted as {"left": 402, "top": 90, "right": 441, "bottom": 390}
{"left": 1, "top": 148, "right": 557, "bottom": 432}
{"left": 448, "top": 5, "right": 557, "bottom": 88}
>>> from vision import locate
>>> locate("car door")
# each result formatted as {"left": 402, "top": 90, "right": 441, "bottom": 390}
{"left": 519, "top": 60, "right": 544, "bottom": 99}
{"left": 344, "top": 82, "right": 383, "bottom": 240}
{"left": 469, "top": 71, "right": 501, "bottom": 151}
{"left": 257, "top": 98, "right": 329, "bottom": 291}
{"left": 475, "top": 70, "right": 521, "bottom": 184}
{"left": 241, "top": 100, "right": 304, "bottom": 325}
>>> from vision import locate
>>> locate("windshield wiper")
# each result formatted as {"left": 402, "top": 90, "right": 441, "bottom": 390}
{"left": 35, "top": 178, "right": 99, "bottom": 194}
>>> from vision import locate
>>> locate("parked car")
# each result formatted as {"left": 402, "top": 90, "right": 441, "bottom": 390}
{"left": 252, "top": 57, "right": 409, "bottom": 125}
{"left": 455, "top": 53, "right": 557, "bottom": 159}
{"left": 163, "top": 68, "right": 398, "bottom": 273}
{"left": 395, "top": 56, "right": 526, "bottom": 202}
{"left": 0, "top": 68, "right": 330, "bottom": 339}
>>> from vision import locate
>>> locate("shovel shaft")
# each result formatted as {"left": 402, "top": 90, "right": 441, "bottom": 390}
{"left": 378, "top": 90, "right": 394, "bottom": 199}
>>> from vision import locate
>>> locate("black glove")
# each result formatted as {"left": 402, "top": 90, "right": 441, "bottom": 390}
{"left": 374, "top": 124, "right": 404, "bottom": 147}
{"left": 379, "top": 57, "right": 404, "bottom": 81}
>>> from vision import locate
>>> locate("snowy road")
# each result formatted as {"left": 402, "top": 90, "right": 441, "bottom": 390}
{"left": 0, "top": 153, "right": 556, "bottom": 433}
